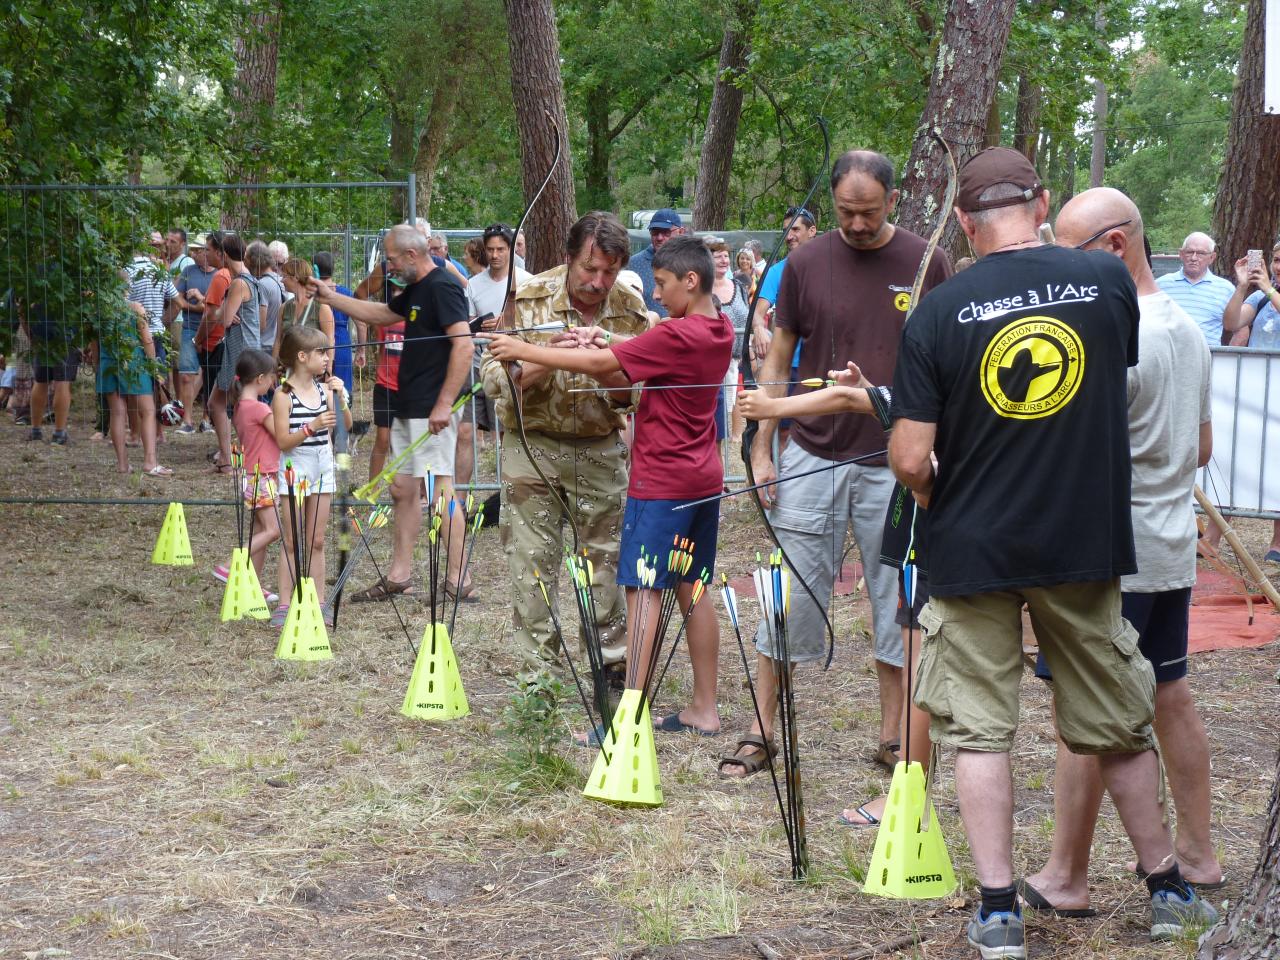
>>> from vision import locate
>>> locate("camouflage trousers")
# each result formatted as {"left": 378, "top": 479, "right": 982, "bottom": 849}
{"left": 500, "top": 430, "right": 629, "bottom": 671}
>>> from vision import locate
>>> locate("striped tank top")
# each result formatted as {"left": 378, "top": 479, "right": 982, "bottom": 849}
{"left": 287, "top": 385, "right": 329, "bottom": 448}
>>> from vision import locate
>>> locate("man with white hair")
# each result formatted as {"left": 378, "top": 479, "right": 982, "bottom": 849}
{"left": 311, "top": 223, "right": 472, "bottom": 600}
{"left": 268, "top": 240, "right": 289, "bottom": 271}
{"left": 1156, "top": 231, "right": 1236, "bottom": 346}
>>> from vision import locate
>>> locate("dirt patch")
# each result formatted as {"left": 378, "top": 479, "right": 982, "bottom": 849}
{"left": 1, "top": 393, "right": 1277, "bottom": 958}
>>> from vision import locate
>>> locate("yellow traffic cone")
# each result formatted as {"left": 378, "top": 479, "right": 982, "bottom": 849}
{"left": 274, "top": 577, "right": 332, "bottom": 660}
{"left": 863, "top": 761, "right": 957, "bottom": 899}
{"left": 401, "top": 623, "right": 470, "bottom": 720}
{"left": 219, "top": 548, "right": 270, "bottom": 622}
{"left": 151, "top": 502, "right": 193, "bottom": 565}
{"left": 582, "top": 688, "right": 663, "bottom": 808}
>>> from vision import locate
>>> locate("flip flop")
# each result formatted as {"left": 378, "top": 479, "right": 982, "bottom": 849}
{"left": 143, "top": 465, "right": 174, "bottom": 477}
{"left": 573, "top": 723, "right": 610, "bottom": 749}
{"left": 653, "top": 712, "right": 718, "bottom": 736}
{"left": 873, "top": 740, "right": 901, "bottom": 772}
{"left": 838, "top": 805, "right": 881, "bottom": 828}
{"left": 1017, "top": 879, "right": 1097, "bottom": 918}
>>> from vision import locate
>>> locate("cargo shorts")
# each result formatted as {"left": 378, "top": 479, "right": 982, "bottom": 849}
{"left": 913, "top": 579, "right": 1155, "bottom": 755}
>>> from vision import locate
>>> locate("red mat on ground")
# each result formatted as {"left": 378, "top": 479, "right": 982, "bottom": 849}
{"left": 1188, "top": 563, "right": 1280, "bottom": 654}
{"left": 727, "top": 561, "right": 1279, "bottom": 656}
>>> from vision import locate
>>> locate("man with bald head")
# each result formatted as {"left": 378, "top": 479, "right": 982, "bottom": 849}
{"left": 1157, "top": 231, "right": 1235, "bottom": 346}
{"left": 890, "top": 151, "right": 1214, "bottom": 957}
{"left": 1023, "top": 188, "right": 1222, "bottom": 917}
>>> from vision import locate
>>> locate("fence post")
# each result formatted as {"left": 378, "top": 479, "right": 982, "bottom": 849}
{"left": 406, "top": 172, "right": 416, "bottom": 222}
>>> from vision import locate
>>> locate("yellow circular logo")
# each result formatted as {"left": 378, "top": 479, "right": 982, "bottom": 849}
{"left": 980, "top": 317, "right": 1084, "bottom": 419}
{"left": 894, "top": 292, "right": 911, "bottom": 312}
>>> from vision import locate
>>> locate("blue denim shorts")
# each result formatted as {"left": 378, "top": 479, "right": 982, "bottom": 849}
{"left": 617, "top": 496, "right": 719, "bottom": 588}
{"left": 178, "top": 327, "right": 200, "bottom": 374}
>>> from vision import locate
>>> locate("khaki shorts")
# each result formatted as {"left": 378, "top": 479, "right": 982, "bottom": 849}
{"left": 390, "top": 416, "right": 457, "bottom": 478}
{"left": 914, "top": 580, "right": 1155, "bottom": 754}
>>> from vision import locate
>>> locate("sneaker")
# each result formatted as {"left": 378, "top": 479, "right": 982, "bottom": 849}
{"left": 42, "top": 410, "right": 54, "bottom": 424}
{"left": 270, "top": 604, "right": 290, "bottom": 628}
{"left": 25, "top": 427, "right": 42, "bottom": 441}
{"left": 966, "top": 907, "right": 1025, "bottom": 960}
{"left": 51, "top": 430, "right": 68, "bottom": 445}
{"left": 14, "top": 415, "right": 29, "bottom": 426}
{"left": 263, "top": 588, "right": 280, "bottom": 605}
{"left": 176, "top": 423, "right": 196, "bottom": 436}
{"left": 199, "top": 420, "right": 215, "bottom": 433}
{"left": 1150, "top": 887, "right": 1217, "bottom": 941}
{"left": 213, "top": 564, "right": 230, "bottom": 584}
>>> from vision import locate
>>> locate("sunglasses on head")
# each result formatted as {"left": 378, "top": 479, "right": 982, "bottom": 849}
{"left": 1073, "top": 219, "right": 1133, "bottom": 249}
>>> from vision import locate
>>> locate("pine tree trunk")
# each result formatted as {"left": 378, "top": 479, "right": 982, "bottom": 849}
{"left": 224, "top": 0, "right": 282, "bottom": 230}
{"left": 1211, "top": 0, "right": 1280, "bottom": 273}
{"left": 503, "top": 0, "right": 576, "bottom": 274}
{"left": 1198, "top": 741, "right": 1280, "bottom": 958}
{"left": 897, "top": 0, "right": 1017, "bottom": 259}
{"left": 693, "top": 0, "right": 753, "bottom": 231}
{"left": 583, "top": 83, "right": 614, "bottom": 211}
{"left": 984, "top": 95, "right": 1002, "bottom": 148}
{"left": 1013, "top": 72, "right": 1041, "bottom": 165}
{"left": 1089, "top": 78, "right": 1106, "bottom": 188}
{"left": 414, "top": 71, "right": 466, "bottom": 218}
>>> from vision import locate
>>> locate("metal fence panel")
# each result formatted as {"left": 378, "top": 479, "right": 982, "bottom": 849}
{"left": 1199, "top": 346, "right": 1280, "bottom": 519}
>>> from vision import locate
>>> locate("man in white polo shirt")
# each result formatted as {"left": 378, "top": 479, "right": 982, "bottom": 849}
{"left": 1156, "top": 231, "right": 1236, "bottom": 346}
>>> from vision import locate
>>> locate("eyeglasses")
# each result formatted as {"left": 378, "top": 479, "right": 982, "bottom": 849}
{"left": 483, "top": 224, "right": 513, "bottom": 241}
{"left": 785, "top": 206, "right": 815, "bottom": 225}
{"left": 1181, "top": 249, "right": 1213, "bottom": 258}
{"left": 1073, "top": 219, "right": 1133, "bottom": 249}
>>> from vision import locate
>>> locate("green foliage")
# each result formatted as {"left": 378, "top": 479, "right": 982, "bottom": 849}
{"left": 495, "top": 673, "right": 578, "bottom": 794}
{"left": 1101, "top": 1, "right": 1244, "bottom": 249}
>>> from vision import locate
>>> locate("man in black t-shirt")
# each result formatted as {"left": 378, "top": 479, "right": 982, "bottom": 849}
{"left": 890, "top": 148, "right": 1212, "bottom": 955}
{"left": 313, "top": 224, "right": 472, "bottom": 602}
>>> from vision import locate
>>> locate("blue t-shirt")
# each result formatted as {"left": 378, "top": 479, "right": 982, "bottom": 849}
{"left": 1245, "top": 289, "right": 1280, "bottom": 350}
{"left": 758, "top": 259, "right": 802, "bottom": 368}
{"left": 177, "top": 264, "right": 216, "bottom": 332}
{"left": 1156, "top": 269, "right": 1235, "bottom": 347}
{"left": 630, "top": 246, "right": 663, "bottom": 318}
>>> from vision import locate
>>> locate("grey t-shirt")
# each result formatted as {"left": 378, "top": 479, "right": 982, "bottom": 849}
{"left": 258, "top": 271, "right": 286, "bottom": 353}
{"left": 1124, "top": 291, "right": 1213, "bottom": 592}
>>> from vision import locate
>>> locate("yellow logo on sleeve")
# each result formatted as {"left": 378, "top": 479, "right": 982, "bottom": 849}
{"left": 980, "top": 317, "right": 1084, "bottom": 419}
{"left": 894, "top": 292, "right": 911, "bottom": 312}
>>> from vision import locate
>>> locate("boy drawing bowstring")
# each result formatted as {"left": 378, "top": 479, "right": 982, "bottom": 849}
{"left": 485, "top": 236, "right": 733, "bottom": 741}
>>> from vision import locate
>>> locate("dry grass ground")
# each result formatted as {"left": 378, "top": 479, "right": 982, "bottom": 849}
{"left": 1, "top": 391, "right": 1277, "bottom": 959}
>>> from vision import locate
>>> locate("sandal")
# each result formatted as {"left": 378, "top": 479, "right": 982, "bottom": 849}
{"left": 717, "top": 734, "right": 775, "bottom": 780}
{"left": 444, "top": 580, "right": 480, "bottom": 604}
{"left": 874, "top": 740, "right": 901, "bottom": 773}
{"left": 207, "top": 462, "right": 233, "bottom": 475}
{"left": 143, "top": 465, "right": 174, "bottom": 478}
{"left": 349, "top": 575, "right": 413, "bottom": 603}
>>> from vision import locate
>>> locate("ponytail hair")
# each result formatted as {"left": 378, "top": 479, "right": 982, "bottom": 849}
{"left": 276, "top": 324, "right": 330, "bottom": 393}
{"left": 231, "top": 348, "right": 276, "bottom": 404}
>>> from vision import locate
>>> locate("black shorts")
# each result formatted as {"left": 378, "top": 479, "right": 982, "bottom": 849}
{"left": 894, "top": 568, "right": 930, "bottom": 628}
{"left": 373, "top": 382, "right": 398, "bottom": 429}
{"left": 33, "top": 345, "right": 80, "bottom": 383}
{"left": 461, "top": 365, "right": 493, "bottom": 432}
{"left": 1036, "top": 585, "right": 1190, "bottom": 684}
{"left": 197, "top": 342, "right": 225, "bottom": 405}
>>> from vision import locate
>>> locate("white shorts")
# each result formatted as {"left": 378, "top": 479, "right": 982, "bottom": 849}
{"left": 279, "top": 442, "right": 335, "bottom": 494}
{"left": 390, "top": 416, "right": 456, "bottom": 478}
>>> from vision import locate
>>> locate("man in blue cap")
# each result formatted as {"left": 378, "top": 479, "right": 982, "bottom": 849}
{"left": 628, "top": 208, "right": 684, "bottom": 317}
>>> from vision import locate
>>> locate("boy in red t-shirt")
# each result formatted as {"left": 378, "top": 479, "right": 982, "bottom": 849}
{"left": 486, "top": 236, "right": 732, "bottom": 738}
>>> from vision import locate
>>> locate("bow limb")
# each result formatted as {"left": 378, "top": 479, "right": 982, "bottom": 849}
{"left": 331, "top": 383, "right": 351, "bottom": 628}
{"left": 740, "top": 116, "right": 839, "bottom": 669}
{"left": 497, "top": 115, "right": 583, "bottom": 557}
{"left": 906, "top": 130, "right": 958, "bottom": 320}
